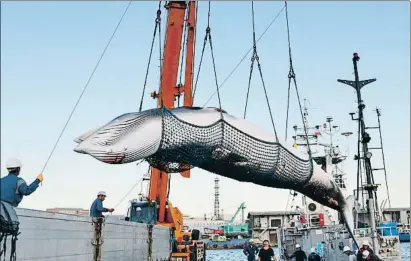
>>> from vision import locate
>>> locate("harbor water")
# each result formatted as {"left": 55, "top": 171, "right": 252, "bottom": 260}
{"left": 206, "top": 243, "right": 411, "bottom": 261}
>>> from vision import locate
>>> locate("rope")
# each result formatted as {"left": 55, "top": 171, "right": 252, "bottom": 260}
{"left": 39, "top": 1, "right": 132, "bottom": 175}
{"left": 112, "top": 160, "right": 146, "bottom": 210}
{"left": 244, "top": 1, "right": 279, "bottom": 142}
{"left": 177, "top": 7, "right": 189, "bottom": 107}
{"left": 139, "top": 1, "right": 162, "bottom": 112}
{"left": 202, "top": 4, "right": 286, "bottom": 107}
{"left": 192, "top": 2, "right": 209, "bottom": 100}
{"left": 206, "top": 2, "right": 223, "bottom": 113}
{"left": 243, "top": 1, "right": 257, "bottom": 119}
{"left": 193, "top": 2, "right": 222, "bottom": 113}
{"left": 283, "top": 1, "right": 313, "bottom": 168}
{"left": 376, "top": 108, "right": 391, "bottom": 208}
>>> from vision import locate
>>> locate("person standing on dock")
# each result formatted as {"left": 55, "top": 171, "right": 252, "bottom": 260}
{"left": 285, "top": 244, "right": 307, "bottom": 261}
{"left": 243, "top": 239, "right": 259, "bottom": 261}
{"left": 89, "top": 191, "right": 114, "bottom": 218}
{"left": 0, "top": 158, "right": 43, "bottom": 207}
{"left": 258, "top": 240, "right": 277, "bottom": 261}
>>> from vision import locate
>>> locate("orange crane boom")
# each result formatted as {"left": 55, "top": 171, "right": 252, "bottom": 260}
{"left": 148, "top": 1, "right": 196, "bottom": 224}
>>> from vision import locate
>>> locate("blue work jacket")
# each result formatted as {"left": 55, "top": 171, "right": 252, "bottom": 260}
{"left": 89, "top": 198, "right": 108, "bottom": 217}
{"left": 0, "top": 173, "right": 40, "bottom": 207}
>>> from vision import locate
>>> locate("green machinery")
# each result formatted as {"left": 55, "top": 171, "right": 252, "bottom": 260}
{"left": 221, "top": 202, "right": 249, "bottom": 237}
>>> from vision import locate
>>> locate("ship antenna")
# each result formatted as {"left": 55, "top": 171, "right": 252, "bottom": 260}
{"left": 337, "top": 53, "right": 379, "bottom": 252}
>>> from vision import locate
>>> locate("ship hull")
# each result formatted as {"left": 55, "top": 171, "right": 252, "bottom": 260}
{"left": 1, "top": 208, "right": 171, "bottom": 261}
{"left": 399, "top": 232, "right": 410, "bottom": 242}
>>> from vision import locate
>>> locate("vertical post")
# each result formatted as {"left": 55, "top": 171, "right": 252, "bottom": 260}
{"left": 147, "top": 224, "right": 153, "bottom": 261}
{"left": 214, "top": 177, "right": 220, "bottom": 220}
{"left": 352, "top": 54, "right": 378, "bottom": 252}
{"left": 375, "top": 108, "right": 391, "bottom": 208}
{"left": 337, "top": 53, "right": 378, "bottom": 252}
{"left": 91, "top": 218, "right": 104, "bottom": 261}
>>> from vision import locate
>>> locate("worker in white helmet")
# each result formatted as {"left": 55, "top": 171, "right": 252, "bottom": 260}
{"left": 89, "top": 191, "right": 114, "bottom": 217}
{"left": 343, "top": 245, "right": 356, "bottom": 261}
{"left": 0, "top": 158, "right": 43, "bottom": 207}
{"left": 243, "top": 238, "right": 259, "bottom": 261}
{"left": 285, "top": 243, "right": 307, "bottom": 261}
{"left": 307, "top": 247, "right": 320, "bottom": 261}
{"left": 356, "top": 240, "right": 374, "bottom": 261}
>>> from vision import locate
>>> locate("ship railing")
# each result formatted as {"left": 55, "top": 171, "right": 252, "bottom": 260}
{"left": 377, "top": 225, "right": 401, "bottom": 237}
{"left": 353, "top": 227, "right": 372, "bottom": 237}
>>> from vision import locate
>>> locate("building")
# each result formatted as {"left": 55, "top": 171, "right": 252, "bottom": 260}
{"left": 382, "top": 207, "right": 410, "bottom": 224}
{"left": 46, "top": 207, "right": 89, "bottom": 216}
{"left": 247, "top": 211, "right": 300, "bottom": 246}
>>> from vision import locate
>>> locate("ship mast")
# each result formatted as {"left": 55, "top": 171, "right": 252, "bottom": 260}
{"left": 337, "top": 53, "right": 379, "bottom": 251}
{"left": 292, "top": 99, "right": 318, "bottom": 216}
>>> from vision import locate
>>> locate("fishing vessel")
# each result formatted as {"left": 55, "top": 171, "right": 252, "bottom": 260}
{"left": 290, "top": 99, "right": 350, "bottom": 227}
{"left": 277, "top": 98, "right": 353, "bottom": 258}
{"left": 277, "top": 53, "right": 402, "bottom": 261}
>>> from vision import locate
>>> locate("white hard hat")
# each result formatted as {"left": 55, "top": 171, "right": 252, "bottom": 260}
{"left": 310, "top": 247, "right": 315, "bottom": 253}
{"left": 6, "top": 158, "right": 22, "bottom": 169}
{"left": 295, "top": 244, "right": 301, "bottom": 248}
{"left": 97, "top": 191, "right": 107, "bottom": 196}
{"left": 343, "top": 246, "right": 351, "bottom": 252}
{"left": 249, "top": 239, "right": 254, "bottom": 243}
{"left": 362, "top": 240, "right": 370, "bottom": 246}
{"left": 362, "top": 250, "right": 370, "bottom": 258}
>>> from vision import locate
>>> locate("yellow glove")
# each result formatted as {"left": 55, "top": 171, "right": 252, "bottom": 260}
{"left": 37, "top": 173, "right": 44, "bottom": 182}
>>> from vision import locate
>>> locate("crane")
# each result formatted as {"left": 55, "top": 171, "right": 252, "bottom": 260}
{"left": 229, "top": 202, "right": 246, "bottom": 224}
{"left": 125, "top": 2, "right": 205, "bottom": 260}
{"left": 221, "top": 202, "right": 249, "bottom": 237}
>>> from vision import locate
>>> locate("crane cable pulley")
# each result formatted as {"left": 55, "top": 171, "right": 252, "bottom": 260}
{"left": 243, "top": 1, "right": 279, "bottom": 143}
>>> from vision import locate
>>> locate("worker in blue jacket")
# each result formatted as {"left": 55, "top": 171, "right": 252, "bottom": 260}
{"left": 89, "top": 191, "right": 114, "bottom": 217}
{"left": 243, "top": 239, "right": 259, "bottom": 261}
{"left": 0, "top": 158, "right": 43, "bottom": 207}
